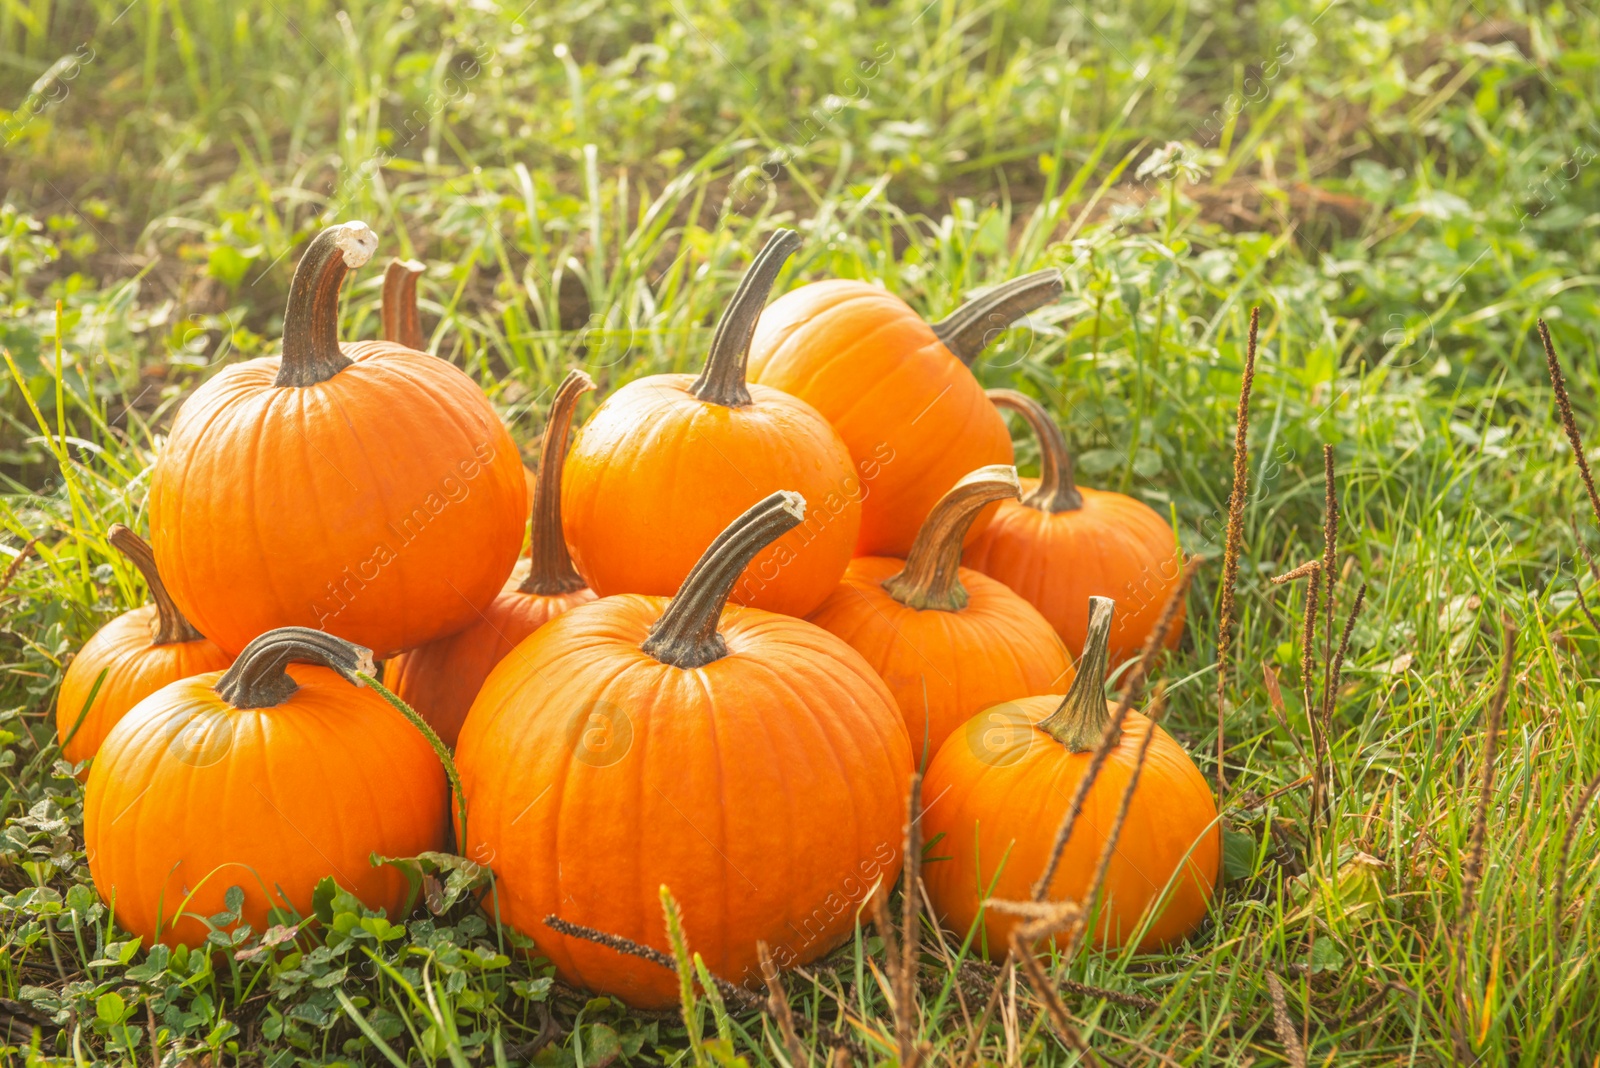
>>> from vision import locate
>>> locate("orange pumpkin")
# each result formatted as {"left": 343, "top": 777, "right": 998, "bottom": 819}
{"left": 149, "top": 223, "right": 528, "bottom": 659}
{"left": 923, "top": 597, "right": 1219, "bottom": 956}
{"left": 748, "top": 269, "right": 1062, "bottom": 556}
{"left": 562, "top": 230, "right": 859, "bottom": 618}
{"left": 807, "top": 465, "right": 1074, "bottom": 765}
{"left": 963, "top": 390, "right": 1186, "bottom": 663}
{"left": 456, "top": 492, "right": 912, "bottom": 1009}
{"left": 84, "top": 627, "right": 447, "bottom": 946}
{"left": 56, "top": 525, "right": 232, "bottom": 770}
{"left": 381, "top": 256, "right": 538, "bottom": 502}
{"left": 385, "top": 369, "right": 599, "bottom": 746}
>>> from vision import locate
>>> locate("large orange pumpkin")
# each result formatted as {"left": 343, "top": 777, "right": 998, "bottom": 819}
{"left": 149, "top": 223, "right": 528, "bottom": 659}
{"left": 385, "top": 369, "right": 599, "bottom": 746}
{"left": 747, "top": 269, "right": 1062, "bottom": 556}
{"left": 84, "top": 627, "right": 447, "bottom": 946}
{"left": 562, "top": 230, "right": 859, "bottom": 619}
{"left": 963, "top": 389, "right": 1186, "bottom": 663}
{"left": 923, "top": 597, "right": 1219, "bottom": 957}
{"left": 807, "top": 465, "right": 1073, "bottom": 765}
{"left": 456, "top": 492, "right": 912, "bottom": 1009}
{"left": 56, "top": 525, "right": 232, "bottom": 769}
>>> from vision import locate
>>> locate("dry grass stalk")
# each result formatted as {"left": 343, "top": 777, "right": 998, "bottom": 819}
{"left": 953, "top": 960, "right": 1011, "bottom": 1068}
{"left": 1569, "top": 518, "right": 1600, "bottom": 632}
{"left": 1539, "top": 319, "right": 1600, "bottom": 525}
{"left": 1264, "top": 971, "right": 1307, "bottom": 1068}
{"left": 1552, "top": 769, "right": 1600, "bottom": 942}
{"left": 1450, "top": 618, "right": 1515, "bottom": 1062}
{"left": 1032, "top": 557, "right": 1202, "bottom": 900}
{"left": 1215, "top": 305, "right": 1261, "bottom": 793}
{"left": 1317, "top": 445, "right": 1340, "bottom": 762}
{"left": 898, "top": 772, "right": 925, "bottom": 1068}
{"left": 1007, "top": 936, "right": 1107, "bottom": 1068}
{"left": 757, "top": 941, "right": 809, "bottom": 1067}
{"left": 1269, "top": 559, "right": 1320, "bottom": 585}
{"left": 542, "top": 914, "right": 762, "bottom": 1011}
{"left": 1299, "top": 563, "right": 1327, "bottom": 820}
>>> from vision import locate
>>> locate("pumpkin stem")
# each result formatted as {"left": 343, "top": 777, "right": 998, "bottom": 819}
{"left": 931, "top": 268, "right": 1064, "bottom": 366}
{"left": 215, "top": 627, "right": 375, "bottom": 710}
{"left": 1038, "top": 597, "right": 1116, "bottom": 750}
{"left": 881, "top": 466, "right": 1020, "bottom": 612}
{"left": 688, "top": 229, "right": 802, "bottom": 408}
{"left": 381, "top": 257, "right": 426, "bottom": 350}
{"left": 107, "top": 524, "right": 204, "bottom": 646}
{"left": 519, "top": 368, "right": 596, "bottom": 595}
{"left": 276, "top": 222, "right": 379, "bottom": 388}
{"left": 987, "top": 389, "right": 1083, "bottom": 512}
{"left": 642, "top": 491, "right": 807, "bottom": 668}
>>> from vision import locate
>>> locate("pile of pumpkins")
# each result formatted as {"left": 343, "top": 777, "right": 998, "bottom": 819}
{"left": 58, "top": 221, "right": 1218, "bottom": 1008}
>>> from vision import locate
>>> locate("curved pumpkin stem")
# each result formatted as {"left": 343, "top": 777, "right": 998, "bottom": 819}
{"left": 276, "top": 222, "right": 379, "bottom": 388}
{"left": 1038, "top": 596, "right": 1115, "bottom": 750}
{"left": 931, "top": 268, "right": 1063, "bottom": 366}
{"left": 107, "top": 524, "right": 204, "bottom": 646}
{"left": 215, "top": 627, "right": 375, "bottom": 710}
{"left": 519, "top": 368, "right": 596, "bottom": 596}
{"left": 642, "top": 491, "right": 806, "bottom": 668}
{"left": 381, "top": 258, "right": 426, "bottom": 350}
{"left": 881, "top": 465, "right": 1019, "bottom": 612}
{"left": 688, "top": 228, "right": 802, "bottom": 408}
{"left": 987, "top": 389, "right": 1083, "bottom": 513}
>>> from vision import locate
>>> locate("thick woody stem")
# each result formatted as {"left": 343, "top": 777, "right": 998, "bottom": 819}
{"left": 1037, "top": 596, "right": 1115, "bottom": 750}
{"left": 642, "top": 492, "right": 806, "bottom": 668}
{"left": 930, "top": 268, "right": 1063, "bottom": 365}
{"left": 987, "top": 389, "right": 1083, "bottom": 512}
{"left": 215, "top": 627, "right": 374, "bottom": 710}
{"left": 107, "top": 524, "right": 204, "bottom": 646}
{"left": 381, "top": 258, "right": 426, "bottom": 350}
{"left": 276, "top": 222, "right": 378, "bottom": 387}
{"left": 520, "top": 369, "right": 596, "bottom": 595}
{"left": 881, "top": 466, "right": 1019, "bottom": 611}
{"left": 688, "top": 229, "right": 802, "bottom": 408}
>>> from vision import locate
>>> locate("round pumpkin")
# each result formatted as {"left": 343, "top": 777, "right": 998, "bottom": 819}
{"left": 386, "top": 369, "right": 599, "bottom": 746}
{"left": 149, "top": 223, "right": 528, "bottom": 659}
{"left": 562, "top": 230, "right": 859, "bottom": 618}
{"left": 456, "top": 492, "right": 912, "bottom": 1009}
{"left": 747, "top": 269, "right": 1062, "bottom": 556}
{"left": 381, "top": 256, "right": 538, "bottom": 502}
{"left": 84, "top": 627, "right": 447, "bottom": 946}
{"left": 807, "top": 465, "right": 1074, "bottom": 765}
{"left": 963, "top": 389, "right": 1186, "bottom": 663}
{"left": 56, "top": 525, "right": 232, "bottom": 770}
{"left": 923, "top": 597, "right": 1219, "bottom": 956}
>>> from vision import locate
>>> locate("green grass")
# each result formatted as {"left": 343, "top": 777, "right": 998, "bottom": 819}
{"left": 4, "top": 0, "right": 1600, "bottom": 1063}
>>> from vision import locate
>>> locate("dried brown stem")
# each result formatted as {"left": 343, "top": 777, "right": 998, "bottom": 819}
{"left": 1318, "top": 445, "right": 1340, "bottom": 762}
{"left": 543, "top": 915, "right": 762, "bottom": 1010}
{"left": 1007, "top": 930, "right": 1105, "bottom": 1068}
{"left": 1552, "top": 769, "right": 1600, "bottom": 941}
{"left": 1539, "top": 319, "right": 1600, "bottom": 528}
{"left": 1215, "top": 306, "right": 1260, "bottom": 794}
{"left": 1269, "top": 559, "right": 1321, "bottom": 586}
{"left": 1264, "top": 972, "right": 1307, "bottom": 1068}
{"left": 758, "top": 941, "right": 808, "bottom": 1067}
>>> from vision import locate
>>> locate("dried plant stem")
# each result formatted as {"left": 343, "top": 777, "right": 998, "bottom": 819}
{"left": 1570, "top": 519, "right": 1600, "bottom": 632}
{"left": 1007, "top": 932, "right": 1104, "bottom": 1068}
{"left": 1300, "top": 565, "right": 1327, "bottom": 822}
{"left": 898, "top": 773, "right": 924, "bottom": 1068}
{"left": 1539, "top": 319, "right": 1600, "bottom": 527}
{"left": 1032, "top": 558, "right": 1202, "bottom": 900}
{"left": 1264, "top": 972, "right": 1307, "bottom": 1068}
{"left": 542, "top": 915, "right": 762, "bottom": 1011}
{"left": 1215, "top": 306, "right": 1260, "bottom": 794}
{"left": 1450, "top": 619, "right": 1515, "bottom": 1062}
{"left": 1269, "top": 559, "right": 1320, "bottom": 585}
{"left": 758, "top": 941, "right": 808, "bottom": 1067}
{"left": 1318, "top": 446, "right": 1340, "bottom": 754}
{"left": 954, "top": 960, "right": 1010, "bottom": 1068}
{"left": 1552, "top": 769, "right": 1600, "bottom": 943}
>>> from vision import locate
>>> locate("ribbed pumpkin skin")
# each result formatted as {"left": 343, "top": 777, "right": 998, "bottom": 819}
{"left": 455, "top": 596, "right": 913, "bottom": 1009}
{"left": 84, "top": 665, "right": 448, "bottom": 946}
{"left": 924, "top": 696, "right": 1219, "bottom": 956}
{"left": 561, "top": 377, "right": 859, "bottom": 618}
{"left": 747, "top": 282, "right": 1013, "bottom": 557}
{"left": 963, "top": 481, "right": 1186, "bottom": 663}
{"left": 806, "top": 557, "right": 1073, "bottom": 764}
{"left": 386, "top": 574, "right": 595, "bottom": 747}
{"left": 56, "top": 606, "right": 232, "bottom": 768}
{"left": 150, "top": 341, "right": 528, "bottom": 659}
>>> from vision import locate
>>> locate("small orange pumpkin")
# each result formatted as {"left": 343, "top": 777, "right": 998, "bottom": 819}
{"left": 456, "top": 492, "right": 912, "bottom": 1009}
{"left": 56, "top": 526, "right": 232, "bottom": 770}
{"left": 807, "top": 465, "right": 1074, "bottom": 764}
{"left": 562, "top": 230, "right": 860, "bottom": 618}
{"left": 84, "top": 627, "right": 447, "bottom": 946}
{"left": 923, "top": 596, "right": 1219, "bottom": 956}
{"left": 963, "top": 390, "right": 1186, "bottom": 663}
{"left": 748, "top": 270, "right": 1062, "bottom": 556}
{"left": 385, "top": 369, "right": 599, "bottom": 746}
{"left": 150, "top": 224, "right": 528, "bottom": 659}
